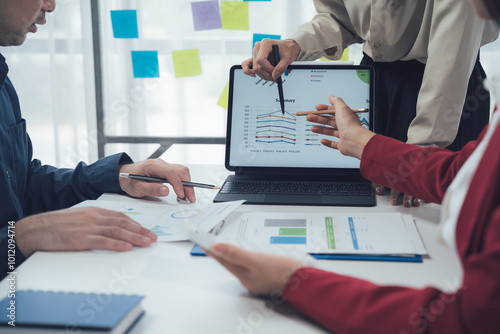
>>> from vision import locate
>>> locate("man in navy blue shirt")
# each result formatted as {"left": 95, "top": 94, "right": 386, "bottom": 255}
{"left": 0, "top": 0, "right": 196, "bottom": 278}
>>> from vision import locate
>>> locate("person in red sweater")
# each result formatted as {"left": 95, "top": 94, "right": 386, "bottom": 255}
{"left": 206, "top": 1, "right": 500, "bottom": 333}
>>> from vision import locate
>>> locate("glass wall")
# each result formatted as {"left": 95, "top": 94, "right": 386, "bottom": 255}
{"left": 2, "top": 1, "right": 498, "bottom": 167}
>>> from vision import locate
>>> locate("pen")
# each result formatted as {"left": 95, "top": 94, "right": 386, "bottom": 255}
{"left": 119, "top": 173, "right": 221, "bottom": 190}
{"left": 294, "top": 109, "right": 368, "bottom": 116}
{"left": 271, "top": 44, "right": 285, "bottom": 115}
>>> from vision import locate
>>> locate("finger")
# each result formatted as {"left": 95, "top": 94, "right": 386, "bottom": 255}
{"left": 90, "top": 207, "right": 140, "bottom": 219}
{"left": 306, "top": 114, "right": 336, "bottom": 126}
{"left": 242, "top": 57, "right": 256, "bottom": 77}
{"left": 85, "top": 235, "right": 133, "bottom": 252}
{"left": 413, "top": 197, "right": 423, "bottom": 207}
{"left": 126, "top": 180, "right": 171, "bottom": 198}
{"left": 114, "top": 216, "right": 158, "bottom": 241}
{"left": 329, "top": 95, "right": 349, "bottom": 112}
{"left": 372, "top": 183, "right": 385, "bottom": 195}
{"left": 403, "top": 193, "right": 413, "bottom": 208}
{"left": 320, "top": 138, "right": 340, "bottom": 150}
{"left": 161, "top": 173, "right": 186, "bottom": 200}
{"left": 177, "top": 168, "right": 196, "bottom": 202}
{"left": 310, "top": 125, "right": 337, "bottom": 137}
{"left": 253, "top": 41, "right": 275, "bottom": 81}
{"left": 252, "top": 41, "right": 261, "bottom": 61}
{"left": 182, "top": 186, "right": 196, "bottom": 203}
{"left": 78, "top": 207, "right": 143, "bottom": 229}
{"left": 315, "top": 104, "right": 331, "bottom": 111}
{"left": 272, "top": 59, "right": 288, "bottom": 81}
{"left": 93, "top": 213, "right": 157, "bottom": 241}
{"left": 98, "top": 224, "right": 154, "bottom": 247}
{"left": 146, "top": 163, "right": 191, "bottom": 199}
{"left": 390, "top": 189, "right": 402, "bottom": 206}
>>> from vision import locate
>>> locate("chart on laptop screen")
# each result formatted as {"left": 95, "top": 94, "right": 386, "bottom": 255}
{"left": 248, "top": 107, "right": 317, "bottom": 147}
{"left": 229, "top": 66, "right": 372, "bottom": 168}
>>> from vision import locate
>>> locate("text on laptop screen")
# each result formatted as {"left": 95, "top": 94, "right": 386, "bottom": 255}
{"left": 228, "top": 65, "right": 373, "bottom": 169}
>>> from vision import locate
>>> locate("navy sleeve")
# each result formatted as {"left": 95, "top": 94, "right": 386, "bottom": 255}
{"left": 23, "top": 152, "right": 133, "bottom": 215}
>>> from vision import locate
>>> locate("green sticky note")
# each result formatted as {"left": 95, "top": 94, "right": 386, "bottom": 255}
{"left": 221, "top": 1, "right": 249, "bottom": 30}
{"left": 321, "top": 47, "right": 349, "bottom": 61}
{"left": 172, "top": 49, "right": 202, "bottom": 78}
{"left": 217, "top": 82, "right": 229, "bottom": 109}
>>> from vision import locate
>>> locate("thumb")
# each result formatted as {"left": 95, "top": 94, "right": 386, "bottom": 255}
{"left": 329, "top": 95, "right": 346, "bottom": 107}
{"left": 128, "top": 181, "right": 171, "bottom": 197}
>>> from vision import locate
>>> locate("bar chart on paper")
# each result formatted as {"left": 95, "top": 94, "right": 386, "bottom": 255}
{"left": 217, "top": 212, "right": 427, "bottom": 255}
{"left": 266, "top": 218, "right": 307, "bottom": 245}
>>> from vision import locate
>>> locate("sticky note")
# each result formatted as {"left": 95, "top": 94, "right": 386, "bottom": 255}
{"left": 131, "top": 51, "right": 159, "bottom": 78}
{"left": 172, "top": 49, "right": 202, "bottom": 78}
{"left": 217, "top": 82, "right": 229, "bottom": 109}
{"left": 321, "top": 47, "right": 349, "bottom": 61}
{"left": 253, "top": 34, "right": 281, "bottom": 48}
{"left": 191, "top": 1, "right": 221, "bottom": 31}
{"left": 244, "top": 0, "right": 271, "bottom": 1}
{"left": 221, "top": 1, "right": 249, "bottom": 30}
{"left": 110, "top": 10, "right": 139, "bottom": 38}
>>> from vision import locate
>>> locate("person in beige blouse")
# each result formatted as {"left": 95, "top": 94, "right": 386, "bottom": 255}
{"left": 243, "top": 0, "right": 499, "bottom": 207}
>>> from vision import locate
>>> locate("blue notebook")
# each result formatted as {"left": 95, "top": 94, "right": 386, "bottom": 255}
{"left": 0, "top": 290, "right": 144, "bottom": 333}
{"left": 190, "top": 244, "right": 423, "bottom": 263}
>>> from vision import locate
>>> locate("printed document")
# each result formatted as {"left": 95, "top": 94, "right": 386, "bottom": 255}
{"left": 74, "top": 199, "right": 244, "bottom": 242}
{"left": 211, "top": 212, "right": 427, "bottom": 256}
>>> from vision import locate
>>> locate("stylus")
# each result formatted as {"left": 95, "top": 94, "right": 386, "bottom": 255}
{"left": 272, "top": 44, "right": 285, "bottom": 115}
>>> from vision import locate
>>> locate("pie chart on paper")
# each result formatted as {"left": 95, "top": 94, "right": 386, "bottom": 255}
{"left": 170, "top": 210, "right": 202, "bottom": 219}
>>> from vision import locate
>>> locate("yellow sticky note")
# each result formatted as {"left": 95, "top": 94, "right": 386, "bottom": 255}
{"left": 321, "top": 47, "right": 349, "bottom": 61}
{"left": 217, "top": 82, "right": 229, "bottom": 109}
{"left": 172, "top": 49, "right": 202, "bottom": 78}
{"left": 221, "top": 1, "right": 249, "bottom": 30}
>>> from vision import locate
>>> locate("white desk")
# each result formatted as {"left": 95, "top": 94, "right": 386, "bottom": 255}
{"left": 0, "top": 164, "right": 462, "bottom": 333}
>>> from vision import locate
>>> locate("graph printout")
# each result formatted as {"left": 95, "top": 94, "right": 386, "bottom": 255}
{"left": 74, "top": 200, "right": 244, "bottom": 242}
{"left": 229, "top": 66, "right": 371, "bottom": 168}
{"left": 214, "top": 212, "right": 427, "bottom": 255}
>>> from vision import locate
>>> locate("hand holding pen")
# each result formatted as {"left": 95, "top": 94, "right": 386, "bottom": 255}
{"left": 118, "top": 160, "right": 197, "bottom": 202}
{"left": 241, "top": 39, "right": 301, "bottom": 81}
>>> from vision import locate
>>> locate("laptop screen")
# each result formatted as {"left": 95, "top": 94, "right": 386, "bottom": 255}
{"left": 226, "top": 64, "right": 374, "bottom": 171}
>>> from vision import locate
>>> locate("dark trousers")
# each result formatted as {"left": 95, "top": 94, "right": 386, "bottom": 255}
{"left": 360, "top": 53, "right": 490, "bottom": 151}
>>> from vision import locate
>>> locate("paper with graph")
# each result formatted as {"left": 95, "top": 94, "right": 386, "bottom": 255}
{"left": 74, "top": 200, "right": 245, "bottom": 242}
{"left": 213, "top": 212, "right": 427, "bottom": 255}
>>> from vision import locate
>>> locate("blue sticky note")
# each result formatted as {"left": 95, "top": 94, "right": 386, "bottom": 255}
{"left": 191, "top": 1, "right": 221, "bottom": 31}
{"left": 111, "top": 10, "right": 139, "bottom": 38}
{"left": 253, "top": 33, "right": 281, "bottom": 48}
{"left": 131, "top": 51, "right": 159, "bottom": 78}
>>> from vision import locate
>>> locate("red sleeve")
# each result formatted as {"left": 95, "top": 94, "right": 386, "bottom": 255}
{"left": 359, "top": 131, "right": 484, "bottom": 204}
{"left": 283, "top": 209, "right": 500, "bottom": 334}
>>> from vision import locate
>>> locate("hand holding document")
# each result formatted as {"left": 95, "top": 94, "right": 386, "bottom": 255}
{"left": 184, "top": 221, "right": 317, "bottom": 264}
{"left": 197, "top": 211, "right": 427, "bottom": 260}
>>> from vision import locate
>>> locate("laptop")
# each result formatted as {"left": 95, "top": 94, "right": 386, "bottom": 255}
{"left": 213, "top": 63, "right": 376, "bottom": 206}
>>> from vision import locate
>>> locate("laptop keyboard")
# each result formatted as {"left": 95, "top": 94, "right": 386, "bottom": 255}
{"left": 219, "top": 181, "right": 373, "bottom": 197}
